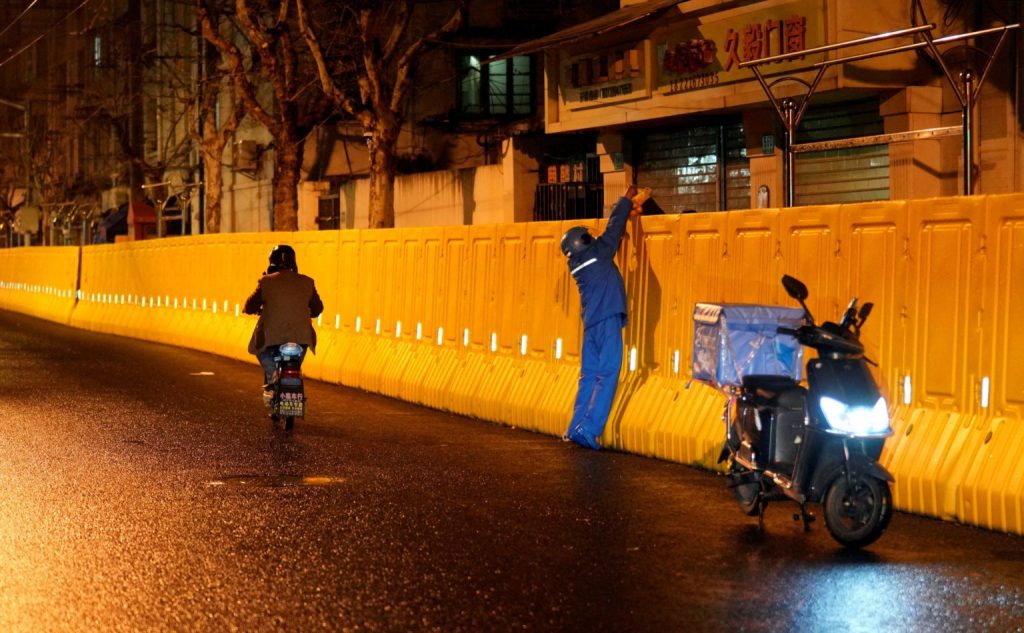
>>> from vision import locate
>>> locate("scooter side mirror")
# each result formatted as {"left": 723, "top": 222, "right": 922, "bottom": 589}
{"left": 781, "top": 275, "right": 809, "bottom": 301}
{"left": 859, "top": 302, "right": 874, "bottom": 322}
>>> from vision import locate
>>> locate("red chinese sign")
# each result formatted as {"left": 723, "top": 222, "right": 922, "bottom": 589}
{"left": 722, "top": 15, "right": 807, "bottom": 71}
{"left": 655, "top": 0, "right": 823, "bottom": 96}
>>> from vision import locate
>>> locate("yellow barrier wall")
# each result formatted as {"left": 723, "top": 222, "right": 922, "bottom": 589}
{"left": 3, "top": 193, "right": 1024, "bottom": 534}
{"left": 0, "top": 246, "right": 79, "bottom": 324}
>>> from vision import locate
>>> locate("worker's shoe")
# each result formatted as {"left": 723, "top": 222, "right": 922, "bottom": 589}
{"left": 567, "top": 425, "right": 601, "bottom": 451}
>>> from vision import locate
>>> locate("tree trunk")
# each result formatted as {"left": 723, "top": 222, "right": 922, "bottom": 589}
{"left": 273, "top": 136, "right": 301, "bottom": 231}
{"left": 368, "top": 125, "right": 400, "bottom": 229}
{"left": 202, "top": 149, "right": 224, "bottom": 233}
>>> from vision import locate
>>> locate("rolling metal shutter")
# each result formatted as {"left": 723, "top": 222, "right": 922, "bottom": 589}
{"left": 637, "top": 123, "right": 749, "bottom": 213}
{"left": 793, "top": 99, "right": 889, "bottom": 205}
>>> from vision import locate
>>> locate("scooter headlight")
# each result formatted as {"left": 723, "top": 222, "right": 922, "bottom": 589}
{"left": 819, "top": 396, "right": 890, "bottom": 436}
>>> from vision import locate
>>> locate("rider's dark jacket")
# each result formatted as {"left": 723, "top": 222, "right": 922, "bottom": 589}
{"left": 244, "top": 269, "right": 324, "bottom": 355}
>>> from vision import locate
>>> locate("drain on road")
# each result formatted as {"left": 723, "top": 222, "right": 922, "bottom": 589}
{"left": 208, "top": 475, "right": 346, "bottom": 487}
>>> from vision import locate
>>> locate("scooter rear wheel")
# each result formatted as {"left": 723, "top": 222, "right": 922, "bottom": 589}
{"left": 823, "top": 473, "right": 892, "bottom": 548}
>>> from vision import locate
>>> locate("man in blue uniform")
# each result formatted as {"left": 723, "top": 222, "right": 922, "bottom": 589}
{"left": 560, "top": 185, "right": 641, "bottom": 450}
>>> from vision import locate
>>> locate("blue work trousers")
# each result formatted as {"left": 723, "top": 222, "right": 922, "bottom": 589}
{"left": 567, "top": 315, "right": 624, "bottom": 449}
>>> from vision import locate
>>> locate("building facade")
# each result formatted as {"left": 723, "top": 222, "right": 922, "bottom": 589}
{"left": 502, "top": 0, "right": 1022, "bottom": 214}
{"left": 0, "top": 0, "right": 1020, "bottom": 243}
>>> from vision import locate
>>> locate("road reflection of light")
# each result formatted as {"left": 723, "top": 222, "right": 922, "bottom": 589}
{"left": 792, "top": 563, "right": 923, "bottom": 633}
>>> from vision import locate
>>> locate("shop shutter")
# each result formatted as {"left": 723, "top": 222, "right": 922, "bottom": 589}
{"left": 793, "top": 99, "right": 889, "bottom": 205}
{"left": 637, "top": 123, "right": 749, "bottom": 213}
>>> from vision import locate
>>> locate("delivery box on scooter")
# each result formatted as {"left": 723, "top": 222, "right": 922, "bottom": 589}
{"left": 691, "top": 303, "right": 804, "bottom": 389}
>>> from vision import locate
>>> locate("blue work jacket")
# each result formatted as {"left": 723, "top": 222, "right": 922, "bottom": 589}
{"left": 566, "top": 196, "right": 631, "bottom": 328}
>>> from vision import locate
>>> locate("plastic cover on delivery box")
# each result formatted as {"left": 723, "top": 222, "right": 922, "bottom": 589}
{"left": 691, "top": 303, "right": 805, "bottom": 389}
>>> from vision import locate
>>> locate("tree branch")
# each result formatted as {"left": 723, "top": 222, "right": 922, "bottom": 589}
{"left": 196, "top": 0, "right": 275, "bottom": 130}
{"left": 296, "top": 0, "right": 370, "bottom": 124}
{"left": 391, "top": 0, "right": 464, "bottom": 112}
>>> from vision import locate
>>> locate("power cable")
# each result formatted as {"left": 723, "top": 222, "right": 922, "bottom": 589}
{"left": 0, "top": 0, "right": 97, "bottom": 70}
{"left": 0, "top": 0, "right": 41, "bottom": 43}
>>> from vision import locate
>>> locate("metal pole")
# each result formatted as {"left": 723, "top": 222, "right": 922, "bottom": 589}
{"left": 718, "top": 124, "right": 727, "bottom": 210}
{"left": 782, "top": 99, "right": 796, "bottom": 207}
{"left": 962, "top": 69, "right": 975, "bottom": 195}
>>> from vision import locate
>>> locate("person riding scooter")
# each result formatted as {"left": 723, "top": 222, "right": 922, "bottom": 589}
{"left": 243, "top": 245, "right": 324, "bottom": 394}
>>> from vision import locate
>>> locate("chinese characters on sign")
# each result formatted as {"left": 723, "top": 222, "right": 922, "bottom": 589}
{"left": 657, "top": 5, "right": 817, "bottom": 96}
{"left": 723, "top": 15, "right": 807, "bottom": 71}
{"left": 566, "top": 43, "right": 646, "bottom": 106}
{"left": 663, "top": 39, "right": 717, "bottom": 74}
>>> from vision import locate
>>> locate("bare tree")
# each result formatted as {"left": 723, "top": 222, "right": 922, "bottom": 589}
{"left": 0, "top": 152, "right": 23, "bottom": 245}
{"left": 186, "top": 48, "right": 247, "bottom": 233}
{"left": 197, "top": 0, "right": 317, "bottom": 231}
{"left": 296, "top": 0, "right": 465, "bottom": 228}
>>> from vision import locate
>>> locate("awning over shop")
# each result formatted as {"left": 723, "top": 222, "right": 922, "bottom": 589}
{"left": 487, "top": 0, "right": 684, "bottom": 62}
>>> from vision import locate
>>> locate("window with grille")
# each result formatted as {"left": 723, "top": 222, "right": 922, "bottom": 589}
{"left": 458, "top": 54, "right": 533, "bottom": 118}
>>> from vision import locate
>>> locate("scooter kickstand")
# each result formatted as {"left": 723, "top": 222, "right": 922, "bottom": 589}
{"left": 757, "top": 495, "right": 767, "bottom": 533}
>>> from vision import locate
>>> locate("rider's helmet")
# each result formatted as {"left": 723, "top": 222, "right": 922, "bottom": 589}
{"left": 268, "top": 244, "right": 297, "bottom": 272}
{"left": 560, "top": 226, "right": 593, "bottom": 257}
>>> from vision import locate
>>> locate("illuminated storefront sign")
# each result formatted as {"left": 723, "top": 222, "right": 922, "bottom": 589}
{"left": 656, "top": 0, "right": 825, "bottom": 95}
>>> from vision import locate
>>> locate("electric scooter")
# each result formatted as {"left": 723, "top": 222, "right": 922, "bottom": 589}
{"left": 706, "top": 275, "right": 894, "bottom": 548}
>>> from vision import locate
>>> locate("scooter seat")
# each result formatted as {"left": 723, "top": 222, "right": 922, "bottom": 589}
{"left": 741, "top": 374, "right": 800, "bottom": 401}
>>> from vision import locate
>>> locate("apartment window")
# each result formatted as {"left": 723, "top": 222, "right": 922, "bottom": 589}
{"left": 458, "top": 54, "right": 532, "bottom": 117}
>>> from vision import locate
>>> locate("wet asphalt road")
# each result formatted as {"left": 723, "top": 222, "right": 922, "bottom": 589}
{"left": 0, "top": 309, "right": 1023, "bottom": 632}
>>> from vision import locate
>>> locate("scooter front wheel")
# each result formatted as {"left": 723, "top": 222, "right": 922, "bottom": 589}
{"left": 823, "top": 473, "right": 892, "bottom": 548}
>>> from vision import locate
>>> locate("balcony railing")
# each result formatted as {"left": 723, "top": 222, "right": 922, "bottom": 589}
{"left": 533, "top": 183, "right": 604, "bottom": 222}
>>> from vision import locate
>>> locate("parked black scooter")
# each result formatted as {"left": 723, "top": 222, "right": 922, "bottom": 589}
{"left": 719, "top": 275, "right": 894, "bottom": 548}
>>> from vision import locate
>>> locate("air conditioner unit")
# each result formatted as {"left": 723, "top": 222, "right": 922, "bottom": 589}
{"left": 235, "top": 139, "right": 261, "bottom": 173}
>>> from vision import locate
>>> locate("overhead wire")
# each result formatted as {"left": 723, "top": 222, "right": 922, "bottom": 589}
{"left": 0, "top": 0, "right": 41, "bottom": 43}
{"left": 0, "top": 0, "right": 97, "bottom": 70}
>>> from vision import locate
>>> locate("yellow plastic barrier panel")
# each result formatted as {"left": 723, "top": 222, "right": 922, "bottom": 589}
{"left": 7, "top": 194, "right": 1024, "bottom": 538}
